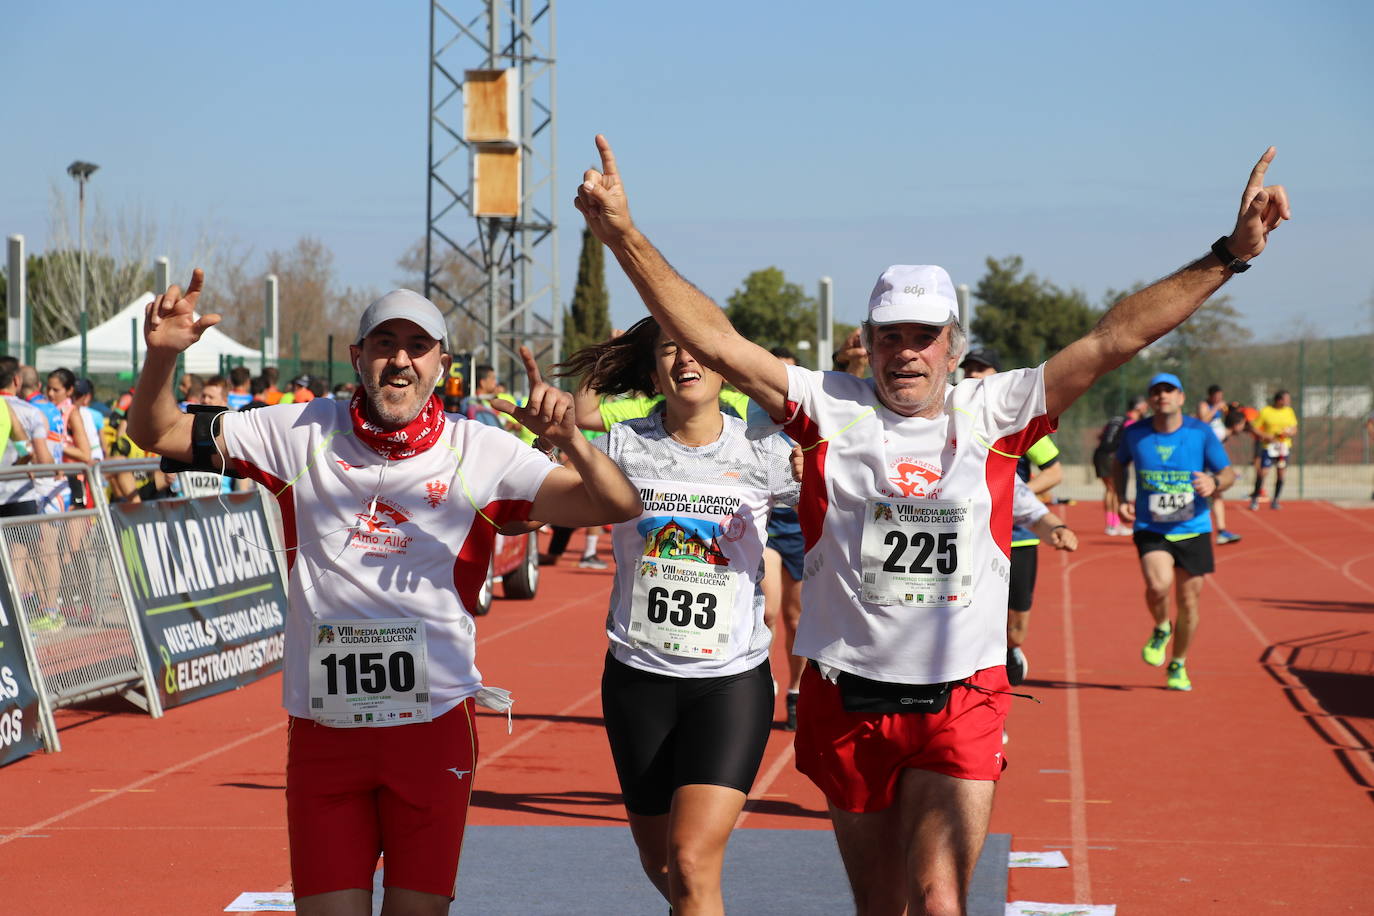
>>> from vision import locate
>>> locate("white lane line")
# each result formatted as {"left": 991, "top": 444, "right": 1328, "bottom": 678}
{"left": 1058, "top": 547, "right": 1092, "bottom": 903}
{"left": 477, "top": 589, "right": 608, "bottom": 647}
{"left": 479, "top": 686, "right": 602, "bottom": 764}
{"left": 1244, "top": 508, "right": 1374, "bottom": 597}
{"left": 735, "top": 742, "right": 796, "bottom": 829}
{"left": 0, "top": 719, "right": 285, "bottom": 847}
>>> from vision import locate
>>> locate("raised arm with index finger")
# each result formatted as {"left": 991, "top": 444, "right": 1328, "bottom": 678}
{"left": 1042, "top": 147, "right": 1290, "bottom": 418}
{"left": 575, "top": 135, "right": 792, "bottom": 422}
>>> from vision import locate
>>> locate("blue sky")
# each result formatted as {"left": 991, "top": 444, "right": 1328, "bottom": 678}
{"left": 5, "top": 0, "right": 1372, "bottom": 348}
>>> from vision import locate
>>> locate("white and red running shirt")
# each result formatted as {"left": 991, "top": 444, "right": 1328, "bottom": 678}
{"left": 781, "top": 363, "right": 1052, "bottom": 684}
{"left": 221, "top": 399, "right": 556, "bottom": 720}
{"left": 595, "top": 412, "right": 798, "bottom": 677}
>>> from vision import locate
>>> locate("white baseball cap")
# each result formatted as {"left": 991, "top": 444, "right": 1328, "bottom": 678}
{"left": 356, "top": 289, "right": 448, "bottom": 347}
{"left": 866, "top": 265, "right": 959, "bottom": 327}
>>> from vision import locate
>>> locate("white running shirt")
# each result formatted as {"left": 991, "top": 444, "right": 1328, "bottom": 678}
{"left": 221, "top": 398, "right": 556, "bottom": 720}
{"left": 782, "top": 363, "right": 1053, "bottom": 684}
{"left": 595, "top": 412, "right": 798, "bottom": 677}
{"left": 0, "top": 397, "right": 51, "bottom": 506}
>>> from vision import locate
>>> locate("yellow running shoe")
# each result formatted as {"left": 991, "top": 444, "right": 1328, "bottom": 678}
{"left": 1142, "top": 624, "right": 1171, "bottom": 667}
{"left": 1166, "top": 659, "right": 1192, "bottom": 691}
{"left": 28, "top": 609, "right": 66, "bottom": 634}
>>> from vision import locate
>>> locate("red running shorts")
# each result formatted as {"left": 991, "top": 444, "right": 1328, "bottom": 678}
{"left": 286, "top": 700, "right": 478, "bottom": 899}
{"left": 794, "top": 664, "right": 1009, "bottom": 813}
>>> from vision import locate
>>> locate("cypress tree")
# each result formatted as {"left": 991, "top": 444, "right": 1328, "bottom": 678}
{"left": 563, "top": 228, "right": 611, "bottom": 360}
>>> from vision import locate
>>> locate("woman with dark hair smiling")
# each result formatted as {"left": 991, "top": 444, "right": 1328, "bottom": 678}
{"left": 558, "top": 316, "right": 797, "bottom": 916}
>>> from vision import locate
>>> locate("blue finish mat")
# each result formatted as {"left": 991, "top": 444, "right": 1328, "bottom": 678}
{"left": 371, "top": 826, "right": 1009, "bottom": 914}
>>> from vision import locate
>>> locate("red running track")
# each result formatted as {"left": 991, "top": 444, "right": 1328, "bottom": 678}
{"left": 3, "top": 503, "right": 1372, "bottom": 913}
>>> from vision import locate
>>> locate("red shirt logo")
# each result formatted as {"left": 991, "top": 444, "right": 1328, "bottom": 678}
{"left": 889, "top": 461, "right": 942, "bottom": 497}
{"left": 424, "top": 480, "right": 449, "bottom": 508}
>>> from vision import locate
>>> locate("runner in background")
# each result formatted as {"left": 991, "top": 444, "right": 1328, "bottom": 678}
{"left": 45, "top": 369, "right": 94, "bottom": 509}
{"left": 1004, "top": 475, "right": 1077, "bottom": 739}
{"left": 1113, "top": 372, "right": 1234, "bottom": 691}
{"left": 1094, "top": 396, "right": 1147, "bottom": 535}
{"left": 832, "top": 326, "right": 869, "bottom": 378}
{"left": 959, "top": 347, "right": 1061, "bottom": 685}
{"left": 226, "top": 366, "right": 253, "bottom": 410}
{"left": 1197, "top": 384, "right": 1241, "bottom": 544}
{"left": 1250, "top": 389, "right": 1297, "bottom": 510}
{"left": 255, "top": 367, "right": 284, "bottom": 405}
{"left": 575, "top": 134, "right": 1288, "bottom": 914}
{"left": 0, "top": 358, "right": 61, "bottom": 633}
{"left": 132, "top": 275, "right": 640, "bottom": 916}
{"left": 559, "top": 315, "right": 797, "bottom": 914}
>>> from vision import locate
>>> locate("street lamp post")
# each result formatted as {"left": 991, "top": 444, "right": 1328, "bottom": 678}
{"left": 66, "top": 160, "right": 99, "bottom": 377}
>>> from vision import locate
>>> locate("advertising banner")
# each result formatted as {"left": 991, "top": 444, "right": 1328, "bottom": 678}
{"left": 112, "top": 492, "right": 287, "bottom": 709}
{"left": 0, "top": 581, "right": 44, "bottom": 766}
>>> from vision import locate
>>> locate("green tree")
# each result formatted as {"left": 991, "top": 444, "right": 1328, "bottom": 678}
{"left": 0, "top": 250, "right": 152, "bottom": 346}
{"left": 725, "top": 267, "right": 816, "bottom": 359}
{"left": 562, "top": 228, "right": 612, "bottom": 360}
{"left": 971, "top": 256, "right": 1100, "bottom": 368}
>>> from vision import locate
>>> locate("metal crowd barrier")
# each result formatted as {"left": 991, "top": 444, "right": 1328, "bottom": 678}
{"left": 0, "top": 461, "right": 164, "bottom": 753}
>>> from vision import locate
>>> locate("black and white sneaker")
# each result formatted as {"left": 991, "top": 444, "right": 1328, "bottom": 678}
{"left": 1006, "top": 646, "right": 1028, "bottom": 685}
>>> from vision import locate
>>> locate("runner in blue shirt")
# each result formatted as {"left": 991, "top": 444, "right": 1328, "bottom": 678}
{"left": 1112, "top": 372, "right": 1235, "bottom": 691}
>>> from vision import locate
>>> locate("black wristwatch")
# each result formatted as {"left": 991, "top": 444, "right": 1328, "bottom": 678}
{"left": 1211, "top": 236, "right": 1251, "bottom": 273}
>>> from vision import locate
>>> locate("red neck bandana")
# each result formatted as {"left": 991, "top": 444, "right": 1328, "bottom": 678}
{"left": 349, "top": 390, "right": 446, "bottom": 460}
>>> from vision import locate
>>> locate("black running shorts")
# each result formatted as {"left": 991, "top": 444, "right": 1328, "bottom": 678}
{"left": 600, "top": 652, "right": 773, "bottom": 816}
{"left": 1133, "top": 530, "right": 1215, "bottom": 577}
{"left": 1008, "top": 543, "right": 1038, "bottom": 613}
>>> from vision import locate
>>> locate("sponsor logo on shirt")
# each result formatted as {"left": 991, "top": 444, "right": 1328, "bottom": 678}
{"left": 887, "top": 459, "right": 943, "bottom": 498}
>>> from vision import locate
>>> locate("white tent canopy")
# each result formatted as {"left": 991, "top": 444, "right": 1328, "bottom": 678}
{"left": 35, "top": 293, "right": 263, "bottom": 376}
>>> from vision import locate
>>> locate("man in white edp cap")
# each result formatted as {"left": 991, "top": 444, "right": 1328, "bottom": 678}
{"left": 575, "top": 133, "right": 1289, "bottom": 915}
{"left": 130, "top": 278, "right": 640, "bottom": 915}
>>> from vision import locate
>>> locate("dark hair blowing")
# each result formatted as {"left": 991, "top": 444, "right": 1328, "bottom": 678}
{"left": 554, "top": 316, "right": 661, "bottom": 397}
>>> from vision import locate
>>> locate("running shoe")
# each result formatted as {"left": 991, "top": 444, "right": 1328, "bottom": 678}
{"left": 1270, "top": 501, "right": 1281, "bottom": 511}
{"left": 784, "top": 692, "right": 798, "bottom": 731}
{"left": 1142, "top": 624, "right": 1172, "bottom": 667}
{"left": 1166, "top": 659, "right": 1192, "bottom": 691}
{"left": 577, "top": 554, "right": 608, "bottom": 570}
{"left": 1006, "top": 646, "right": 1028, "bottom": 685}
{"left": 1248, "top": 497, "right": 1260, "bottom": 511}
{"left": 1113, "top": 525, "right": 1135, "bottom": 536}
{"left": 1215, "top": 530, "right": 1242, "bottom": 545}
{"left": 28, "top": 609, "right": 65, "bottom": 634}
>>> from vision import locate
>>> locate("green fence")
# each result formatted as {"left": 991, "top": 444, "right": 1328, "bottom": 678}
{"left": 1055, "top": 332, "right": 1374, "bottom": 499}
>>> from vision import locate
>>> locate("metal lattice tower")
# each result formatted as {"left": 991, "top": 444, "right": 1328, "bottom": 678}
{"left": 426, "top": 0, "right": 559, "bottom": 393}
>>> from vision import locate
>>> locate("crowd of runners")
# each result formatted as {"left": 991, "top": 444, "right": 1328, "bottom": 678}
{"left": 102, "top": 142, "right": 1290, "bottom": 915}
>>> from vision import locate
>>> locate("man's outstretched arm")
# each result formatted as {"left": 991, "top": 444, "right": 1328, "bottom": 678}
{"left": 129, "top": 269, "right": 225, "bottom": 464}
{"left": 575, "top": 135, "right": 791, "bottom": 421}
{"left": 1044, "top": 148, "right": 1290, "bottom": 419}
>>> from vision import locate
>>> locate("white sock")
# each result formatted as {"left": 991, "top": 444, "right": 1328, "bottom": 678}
{"left": 583, "top": 533, "right": 599, "bottom": 556}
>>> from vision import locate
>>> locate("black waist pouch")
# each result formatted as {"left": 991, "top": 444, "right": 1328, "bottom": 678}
{"left": 835, "top": 670, "right": 959, "bottom": 715}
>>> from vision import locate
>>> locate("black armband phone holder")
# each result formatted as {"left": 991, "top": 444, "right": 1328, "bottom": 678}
{"left": 159, "top": 405, "right": 244, "bottom": 478}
